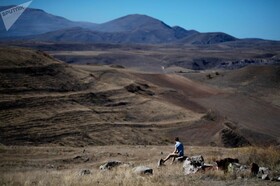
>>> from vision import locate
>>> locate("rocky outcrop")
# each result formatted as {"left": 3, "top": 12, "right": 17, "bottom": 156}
{"left": 220, "top": 128, "right": 251, "bottom": 147}
{"left": 183, "top": 155, "right": 204, "bottom": 175}
{"left": 125, "top": 83, "right": 154, "bottom": 96}
{"left": 99, "top": 160, "right": 122, "bottom": 170}
{"left": 133, "top": 166, "right": 153, "bottom": 175}
{"left": 80, "top": 169, "right": 91, "bottom": 175}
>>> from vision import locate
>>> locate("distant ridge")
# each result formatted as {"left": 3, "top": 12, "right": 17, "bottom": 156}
{"left": 0, "top": 6, "right": 241, "bottom": 44}
{"left": 0, "top": 6, "right": 96, "bottom": 38}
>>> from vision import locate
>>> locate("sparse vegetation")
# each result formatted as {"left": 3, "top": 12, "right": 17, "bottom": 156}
{"left": 206, "top": 74, "right": 213, "bottom": 79}
{"left": 1, "top": 43, "right": 280, "bottom": 186}
{"left": 0, "top": 145, "right": 279, "bottom": 185}
{"left": 202, "top": 110, "right": 217, "bottom": 121}
{"left": 237, "top": 146, "right": 280, "bottom": 170}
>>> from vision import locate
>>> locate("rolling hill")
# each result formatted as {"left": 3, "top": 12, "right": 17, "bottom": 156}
{"left": 1, "top": 47, "right": 280, "bottom": 147}
{"left": 20, "top": 13, "right": 236, "bottom": 44}
{"left": 179, "top": 32, "right": 237, "bottom": 44}
{"left": 0, "top": 47, "right": 202, "bottom": 146}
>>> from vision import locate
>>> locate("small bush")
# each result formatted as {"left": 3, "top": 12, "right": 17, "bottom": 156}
{"left": 206, "top": 74, "right": 213, "bottom": 79}
{"left": 202, "top": 110, "right": 217, "bottom": 121}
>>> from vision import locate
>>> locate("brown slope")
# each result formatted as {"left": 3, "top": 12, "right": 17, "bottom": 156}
{"left": 189, "top": 66, "right": 280, "bottom": 145}
{"left": 0, "top": 47, "right": 93, "bottom": 93}
{"left": 133, "top": 73, "right": 220, "bottom": 97}
{"left": 132, "top": 73, "right": 221, "bottom": 113}
{"left": 132, "top": 71, "right": 280, "bottom": 146}
{"left": 2, "top": 47, "right": 279, "bottom": 147}
{"left": 0, "top": 47, "right": 203, "bottom": 146}
{"left": 131, "top": 73, "right": 228, "bottom": 146}
{"left": 196, "top": 94, "right": 280, "bottom": 146}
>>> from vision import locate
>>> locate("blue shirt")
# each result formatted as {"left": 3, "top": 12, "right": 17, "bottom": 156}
{"left": 175, "top": 141, "right": 184, "bottom": 156}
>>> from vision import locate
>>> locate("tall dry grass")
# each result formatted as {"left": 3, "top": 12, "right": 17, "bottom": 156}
{"left": 0, "top": 164, "right": 202, "bottom": 186}
{"left": 1, "top": 146, "right": 280, "bottom": 185}
{"left": 1, "top": 165, "right": 274, "bottom": 186}
{"left": 236, "top": 146, "right": 280, "bottom": 170}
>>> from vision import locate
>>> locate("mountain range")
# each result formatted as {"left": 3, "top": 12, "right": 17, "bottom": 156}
{"left": 0, "top": 6, "right": 239, "bottom": 44}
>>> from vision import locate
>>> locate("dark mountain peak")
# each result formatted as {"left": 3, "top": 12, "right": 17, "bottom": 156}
{"left": 0, "top": 6, "right": 97, "bottom": 38}
{"left": 205, "top": 32, "right": 237, "bottom": 42}
{"left": 180, "top": 32, "right": 238, "bottom": 44}
{"left": 172, "top": 26, "right": 185, "bottom": 30}
{"left": 116, "top": 14, "right": 153, "bottom": 20}
{"left": 172, "top": 26, "right": 199, "bottom": 39}
{"left": 95, "top": 14, "right": 172, "bottom": 32}
{"left": 172, "top": 26, "right": 197, "bottom": 32}
{"left": 107, "top": 14, "right": 161, "bottom": 24}
{"left": 0, "top": 6, "right": 240, "bottom": 44}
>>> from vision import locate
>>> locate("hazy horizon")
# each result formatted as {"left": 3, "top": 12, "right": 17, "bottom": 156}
{"left": 0, "top": 0, "right": 280, "bottom": 41}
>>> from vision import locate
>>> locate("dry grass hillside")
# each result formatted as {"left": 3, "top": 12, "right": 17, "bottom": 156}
{"left": 0, "top": 47, "right": 202, "bottom": 147}
{"left": 1, "top": 46, "right": 280, "bottom": 185}
{"left": 1, "top": 47, "right": 280, "bottom": 148}
{"left": 183, "top": 65, "right": 280, "bottom": 146}
{"left": 0, "top": 145, "right": 280, "bottom": 186}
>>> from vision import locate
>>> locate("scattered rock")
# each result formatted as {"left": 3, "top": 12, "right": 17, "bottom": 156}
{"left": 183, "top": 155, "right": 204, "bottom": 175}
{"left": 73, "top": 155, "right": 89, "bottom": 162}
{"left": 240, "top": 165, "right": 248, "bottom": 170}
{"left": 258, "top": 167, "right": 269, "bottom": 175}
{"left": 227, "top": 163, "right": 234, "bottom": 173}
{"left": 125, "top": 83, "right": 154, "bottom": 96}
{"left": 175, "top": 156, "right": 188, "bottom": 163}
{"left": 225, "top": 163, "right": 250, "bottom": 176}
{"left": 99, "top": 160, "right": 122, "bottom": 170}
{"left": 133, "top": 166, "right": 153, "bottom": 175}
{"left": 270, "top": 176, "right": 280, "bottom": 182}
{"left": 189, "top": 155, "right": 204, "bottom": 166}
{"left": 256, "top": 166, "right": 271, "bottom": 180}
{"left": 46, "top": 164, "right": 55, "bottom": 169}
{"left": 183, "top": 159, "right": 200, "bottom": 175}
{"left": 80, "top": 169, "right": 91, "bottom": 175}
{"left": 262, "top": 174, "right": 269, "bottom": 180}
{"left": 235, "top": 164, "right": 249, "bottom": 175}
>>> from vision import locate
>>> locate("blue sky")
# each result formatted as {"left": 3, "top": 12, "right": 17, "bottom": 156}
{"left": 1, "top": 0, "right": 280, "bottom": 40}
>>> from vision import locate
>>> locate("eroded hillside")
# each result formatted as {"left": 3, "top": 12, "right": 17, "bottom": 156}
{"left": 1, "top": 47, "right": 280, "bottom": 147}
{"left": 0, "top": 47, "right": 202, "bottom": 146}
